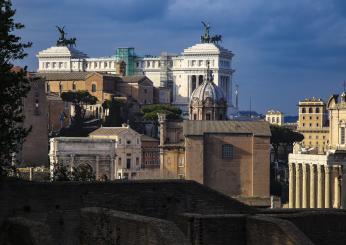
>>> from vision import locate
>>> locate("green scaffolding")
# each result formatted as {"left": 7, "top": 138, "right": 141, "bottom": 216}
{"left": 115, "top": 47, "right": 135, "bottom": 76}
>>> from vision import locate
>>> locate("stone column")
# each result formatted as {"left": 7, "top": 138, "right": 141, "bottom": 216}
{"left": 302, "top": 164, "right": 308, "bottom": 208}
{"left": 317, "top": 165, "right": 324, "bottom": 208}
{"left": 29, "top": 167, "right": 33, "bottom": 181}
{"left": 70, "top": 154, "right": 75, "bottom": 172}
{"left": 110, "top": 156, "right": 114, "bottom": 181}
{"left": 295, "top": 163, "right": 301, "bottom": 208}
{"left": 96, "top": 155, "right": 100, "bottom": 180}
{"left": 289, "top": 162, "right": 296, "bottom": 208}
{"left": 310, "top": 164, "right": 316, "bottom": 208}
{"left": 333, "top": 166, "right": 340, "bottom": 208}
{"left": 325, "top": 165, "right": 331, "bottom": 208}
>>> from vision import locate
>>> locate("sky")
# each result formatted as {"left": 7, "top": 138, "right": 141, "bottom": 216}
{"left": 11, "top": 0, "right": 346, "bottom": 115}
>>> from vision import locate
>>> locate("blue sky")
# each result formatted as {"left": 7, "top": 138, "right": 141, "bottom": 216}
{"left": 12, "top": 0, "right": 346, "bottom": 115}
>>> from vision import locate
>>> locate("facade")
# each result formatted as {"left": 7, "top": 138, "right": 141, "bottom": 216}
{"left": 36, "top": 25, "right": 237, "bottom": 117}
{"left": 89, "top": 125, "right": 142, "bottom": 179}
{"left": 297, "top": 97, "right": 329, "bottom": 153}
{"left": 50, "top": 125, "right": 143, "bottom": 180}
{"left": 288, "top": 92, "right": 346, "bottom": 209}
{"left": 115, "top": 76, "right": 154, "bottom": 105}
{"left": 49, "top": 137, "right": 116, "bottom": 180}
{"left": 157, "top": 113, "right": 271, "bottom": 200}
{"left": 20, "top": 74, "right": 49, "bottom": 166}
{"left": 141, "top": 135, "right": 160, "bottom": 169}
{"left": 265, "top": 110, "right": 284, "bottom": 126}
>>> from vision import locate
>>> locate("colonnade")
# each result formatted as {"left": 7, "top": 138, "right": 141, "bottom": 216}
{"left": 289, "top": 163, "right": 341, "bottom": 208}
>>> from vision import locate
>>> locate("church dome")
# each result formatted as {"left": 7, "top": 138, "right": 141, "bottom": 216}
{"left": 190, "top": 79, "right": 225, "bottom": 105}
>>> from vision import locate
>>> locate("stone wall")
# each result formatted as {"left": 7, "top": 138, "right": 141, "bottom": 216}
{"left": 246, "top": 216, "right": 314, "bottom": 245}
{"left": 80, "top": 207, "right": 189, "bottom": 245}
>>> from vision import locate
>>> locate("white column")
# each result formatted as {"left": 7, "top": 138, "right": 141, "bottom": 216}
{"left": 317, "top": 165, "right": 324, "bottom": 208}
{"left": 310, "top": 164, "right": 316, "bottom": 208}
{"left": 110, "top": 156, "right": 114, "bottom": 181}
{"left": 295, "top": 163, "right": 301, "bottom": 208}
{"left": 289, "top": 162, "right": 295, "bottom": 208}
{"left": 302, "top": 164, "right": 308, "bottom": 208}
{"left": 96, "top": 155, "right": 100, "bottom": 180}
{"left": 333, "top": 166, "right": 340, "bottom": 208}
{"left": 325, "top": 165, "right": 331, "bottom": 208}
{"left": 70, "top": 154, "right": 75, "bottom": 172}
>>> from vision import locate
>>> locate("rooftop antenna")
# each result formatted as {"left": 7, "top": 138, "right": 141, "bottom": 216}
{"left": 235, "top": 84, "right": 239, "bottom": 109}
{"left": 249, "top": 96, "right": 252, "bottom": 118}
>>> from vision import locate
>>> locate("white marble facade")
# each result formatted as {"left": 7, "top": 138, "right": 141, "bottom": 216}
{"left": 37, "top": 41, "right": 236, "bottom": 117}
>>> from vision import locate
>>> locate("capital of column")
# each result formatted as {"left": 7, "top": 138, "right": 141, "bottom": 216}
{"left": 325, "top": 165, "right": 332, "bottom": 175}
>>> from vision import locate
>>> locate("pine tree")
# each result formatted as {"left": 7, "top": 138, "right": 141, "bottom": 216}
{"left": 0, "top": 0, "right": 32, "bottom": 176}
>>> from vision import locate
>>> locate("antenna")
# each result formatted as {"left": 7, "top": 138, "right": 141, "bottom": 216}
{"left": 235, "top": 84, "right": 239, "bottom": 109}
{"left": 249, "top": 96, "right": 252, "bottom": 119}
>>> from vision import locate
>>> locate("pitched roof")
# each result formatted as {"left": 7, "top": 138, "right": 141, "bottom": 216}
{"left": 141, "top": 134, "right": 159, "bottom": 142}
{"left": 89, "top": 126, "right": 139, "bottom": 137}
{"left": 183, "top": 120, "right": 271, "bottom": 137}
{"left": 120, "top": 76, "right": 152, "bottom": 85}
{"left": 38, "top": 72, "right": 92, "bottom": 81}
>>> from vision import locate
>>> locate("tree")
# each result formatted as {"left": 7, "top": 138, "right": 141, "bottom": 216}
{"left": 270, "top": 125, "right": 304, "bottom": 162}
{"left": 0, "top": 0, "right": 32, "bottom": 177}
{"left": 61, "top": 91, "right": 97, "bottom": 127}
{"left": 102, "top": 98, "right": 123, "bottom": 127}
{"left": 140, "top": 104, "right": 182, "bottom": 121}
{"left": 71, "top": 164, "right": 95, "bottom": 181}
{"left": 52, "top": 163, "right": 70, "bottom": 181}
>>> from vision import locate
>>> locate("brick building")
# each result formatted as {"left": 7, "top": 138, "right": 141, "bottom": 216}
{"left": 20, "top": 74, "right": 49, "bottom": 166}
{"left": 141, "top": 135, "right": 160, "bottom": 169}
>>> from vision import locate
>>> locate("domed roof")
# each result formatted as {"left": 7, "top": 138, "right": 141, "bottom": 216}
{"left": 190, "top": 79, "right": 225, "bottom": 104}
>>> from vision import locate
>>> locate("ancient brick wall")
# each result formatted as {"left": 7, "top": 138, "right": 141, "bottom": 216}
{"left": 80, "top": 207, "right": 189, "bottom": 245}
{"left": 246, "top": 216, "right": 314, "bottom": 245}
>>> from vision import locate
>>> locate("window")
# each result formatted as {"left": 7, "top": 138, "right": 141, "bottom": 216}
{"left": 119, "top": 138, "right": 121, "bottom": 144}
{"left": 118, "top": 157, "right": 122, "bottom": 166}
{"left": 178, "top": 158, "right": 184, "bottom": 167}
{"left": 316, "top": 116, "right": 319, "bottom": 120}
{"left": 302, "top": 116, "right": 305, "bottom": 120}
{"left": 92, "top": 84, "right": 96, "bottom": 93}
{"left": 59, "top": 82, "right": 63, "bottom": 94}
{"left": 126, "top": 159, "right": 131, "bottom": 169}
{"left": 309, "top": 107, "right": 313, "bottom": 113}
{"left": 144, "top": 88, "right": 147, "bottom": 94}
{"left": 193, "top": 114, "right": 197, "bottom": 120}
{"left": 303, "top": 123, "right": 305, "bottom": 127}
{"left": 72, "top": 82, "right": 76, "bottom": 91}
{"left": 316, "top": 123, "right": 319, "bottom": 127}
{"left": 46, "top": 83, "right": 50, "bottom": 93}
{"left": 316, "top": 108, "right": 320, "bottom": 113}
{"left": 302, "top": 108, "right": 306, "bottom": 113}
{"left": 309, "top": 123, "right": 312, "bottom": 127}
{"left": 206, "top": 114, "right": 211, "bottom": 120}
{"left": 341, "top": 127, "right": 345, "bottom": 144}
{"left": 222, "top": 144, "right": 234, "bottom": 159}
{"left": 127, "top": 140, "right": 131, "bottom": 144}
{"left": 136, "top": 157, "right": 139, "bottom": 165}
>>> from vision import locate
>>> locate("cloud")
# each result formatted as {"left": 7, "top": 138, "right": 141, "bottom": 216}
{"left": 11, "top": 0, "right": 346, "bottom": 114}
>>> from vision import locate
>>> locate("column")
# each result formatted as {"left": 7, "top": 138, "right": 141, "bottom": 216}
{"left": 325, "top": 165, "right": 331, "bottom": 208}
{"left": 289, "top": 163, "right": 296, "bottom": 208}
{"left": 96, "top": 155, "right": 100, "bottom": 180}
{"left": 110, "top": 156, "right": 114, "bottom": 181}
{"left": 302, "top": 164, "right": 308, "bottom": 208}
{"left": 333, "top": 166, "right": 340, "bottom": 208}
{"left": 317, "top": 165, "right": 324, "bottom": 208}
{"left": 70, "top": 154, "right": 75, "bottom": 172}
{"left": 310, "top": 164, "right": 316, "bottom": 208}
{"left": 295, "top": 163, "right": 301, "bottom": 208}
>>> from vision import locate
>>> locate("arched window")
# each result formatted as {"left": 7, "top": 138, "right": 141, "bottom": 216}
{"left": 302, "top": 108, "right": 306, "bottom": 113}
{"left": 92, "top": 84, "right": 96, "bottom": 93}
{"left": 316, "top": 107, "right": 320, "bottom": 113}
{"left": 309, "top": 107, "right": 313, "bottom": 113}
{"left": 198, "top": 75, "right": 203, "bottom": 86}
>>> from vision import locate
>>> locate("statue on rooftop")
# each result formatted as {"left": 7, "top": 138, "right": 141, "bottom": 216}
{"left": 56, "top": 26, "right": 76, "bottom": 47}
{"left": 200, "top": 21, "right": 222, "bottom": 44}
